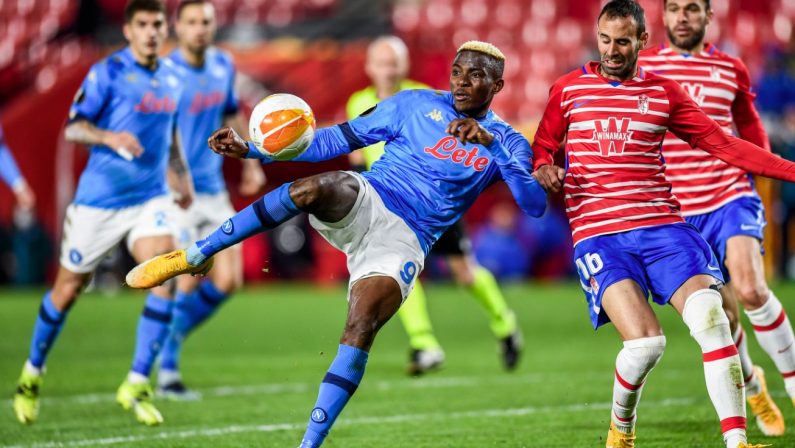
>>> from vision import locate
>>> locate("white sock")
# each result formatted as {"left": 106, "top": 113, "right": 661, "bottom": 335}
{"left": 158, "top": 368, "right": 182, "bottom": 386}
{"left": 24, "top": 360, "right": 42, "bottom": 376}
{"left": 746, "top": 291, "right": 795, "bottom": 399}
{"left": 127, "top": 371, "right": 149, "bottom": 385}
{"left": 682, "top": 289, "right": 746, "bottom": 446}
{"left": 611, "top": 335, "right": 666, "bottom": 433}
{"left": 732, "top": 326, "right": 761, "bottom": 396}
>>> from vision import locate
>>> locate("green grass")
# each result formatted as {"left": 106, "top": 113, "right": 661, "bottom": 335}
{"left": 1, "top": 282, "right": 794, "bottom": 447}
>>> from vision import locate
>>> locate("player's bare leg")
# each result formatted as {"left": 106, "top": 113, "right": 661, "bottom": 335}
{"left": 726, "top": 235, "right": 792, "bottom": 433}
{"left": 447, "top": 255, "right": 522, "bottom": 369}
{"left": 13, "top": 267, "right": 91, "bottom": 424}
{"left": 601, "top": 279, "right": 666, "bottom": 448}
{"left": 158, "top": 245, "right": 243, "bottom": 399}
{"left": 669, "top": 275, "right": 748, "bottom": 448}
{"left": 300, "top": 275, "right": 403, "bottom": 447}
{"left": 115, "top": 234, "right": 177, "bottom": 426}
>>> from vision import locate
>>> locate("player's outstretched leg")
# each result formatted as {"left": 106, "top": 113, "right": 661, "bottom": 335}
{"left": 13, "top": 269, "right": 88, "bottom": 425}
{"left": 126, "top": 183, "right": 301, "bottom": 289}
{"left": 397, "top": 280, "right": 445, "bottom": 376}
{"left": 299, "top": 276, "right": 403, "bottom": 448}
{"left": 678, "top": 284, "right": 749, "bottom": 448}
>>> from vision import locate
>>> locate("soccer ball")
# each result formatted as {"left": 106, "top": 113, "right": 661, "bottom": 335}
{"left": 249, "top": 93, "right": 316, "bottom": 160}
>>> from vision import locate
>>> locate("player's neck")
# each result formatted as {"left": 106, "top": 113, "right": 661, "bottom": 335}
{"left": 375, "top": 84, "right": 399, "bottom": 100}
{"left": 597, "top": 65, "right": 637, "bottom": 83}
{"left": 180, "top": 46, "right": 206, "bottom": 68}
{"left": 667, "top": 40, "right": 706, "bottom": 56}
{"left": 130, "top": 48, "right": 158, "bottom": 70}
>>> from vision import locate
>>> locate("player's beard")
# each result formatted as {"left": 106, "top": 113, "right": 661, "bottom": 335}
{"left": 600, "top": 51, "right": 638, "bottom": 80}
{"left": 666, "top": 24, "right": 706, "bottom": 52}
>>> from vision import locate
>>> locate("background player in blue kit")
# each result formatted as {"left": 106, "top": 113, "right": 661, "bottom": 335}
{"left": 126, "top": 41, "right": 546, "bottom": 446}
{"left": 0, "top": 124, "right": 36, "bottom": 210}
{"left": 156, "top": 0, "right": 266, "bottom": 400}
{"left": 12, "top": 0, "right": 194, "bottom": 427}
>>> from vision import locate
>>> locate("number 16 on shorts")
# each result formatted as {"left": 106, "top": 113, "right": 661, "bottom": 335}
{"left": 575, "top": 252, "right": 604, "bottom": 314}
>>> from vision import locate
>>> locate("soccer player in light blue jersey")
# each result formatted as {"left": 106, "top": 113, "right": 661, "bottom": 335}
{"left": 0, "top": 124, "right": 35, "bottom": 209}
{"left": 156, "top": 0, "right": 266, "bottom": 400}
{"left": 127, "top": 41, "right": 546, "bottom": 446}
{"left": 12, "top": 0, "right": 194, "bottom": 427}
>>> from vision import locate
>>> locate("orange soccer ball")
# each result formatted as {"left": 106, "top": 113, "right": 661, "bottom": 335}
{"left": 249, "top": 94, "right": 316, "bottom": 160}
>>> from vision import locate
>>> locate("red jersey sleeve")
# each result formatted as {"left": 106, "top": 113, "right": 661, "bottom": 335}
{"left": 731, "top": 58, "right": 770, "bottom": 151}
{"left": 532, "top": 80, "right": 567, "bottom": 170}
{"left": 665, "top": 78, "right": 795, "bottom": 182}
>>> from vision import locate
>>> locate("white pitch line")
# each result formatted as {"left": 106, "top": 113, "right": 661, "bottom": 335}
{"left": 2, "top": 373, "right": 546, "bottom": 406}
{"left": 2, "top": 397, "right": 698, "bottom": 448}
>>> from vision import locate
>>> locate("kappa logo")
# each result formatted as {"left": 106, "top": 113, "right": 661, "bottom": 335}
{"left": 681, "top": 82, "right": 705, "bottom": 107}
{"left": 425, "top": 109, "right": 443, "bottom": 122}
{"left": 592, "top": 117, "right": 633, "bottom": 156}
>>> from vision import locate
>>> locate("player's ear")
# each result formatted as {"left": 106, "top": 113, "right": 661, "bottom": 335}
{"left": 492, "top": 78, "right": 504, "bottom": 94}
{"left": 705, "top": 5, "right": 714, "bottom": 25}
{"left": 639, "top": 31, "right": 649, "bottom": 51}
{"left": 122, "top": 23, "right": 132, "bottom": 42}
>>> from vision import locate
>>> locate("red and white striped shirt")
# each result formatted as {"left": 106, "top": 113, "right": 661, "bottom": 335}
{"left": 533, "top": 61, "right": 795, "bottom": 246}
{"left": 639, "top": 43, "right": 770, "bottom": 216}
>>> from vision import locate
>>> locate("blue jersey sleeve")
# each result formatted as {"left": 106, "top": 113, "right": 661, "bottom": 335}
{"left": 68, "top": 62, "right": 111, "bottom": 124}
{"left": 0, "top": 132, "right": 23, "bottom": 189}
{"left": 487, "top": 131, "right": 547, "bottom": 217}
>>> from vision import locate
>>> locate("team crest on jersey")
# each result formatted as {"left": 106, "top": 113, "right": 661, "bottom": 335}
{"left": 637, "top": 94, "right": 649, "bottom": 115}
{"left": 710, "top": 66, "right": 721, "bottom": 81}
{"left": 592, "top": 117, "right": 633, "bottom": 156}
{"left": 681, "top": 82, "right": 705, "bottom": 107}
{"left": 425, "top": 109, "right": 443, "bottom": 122}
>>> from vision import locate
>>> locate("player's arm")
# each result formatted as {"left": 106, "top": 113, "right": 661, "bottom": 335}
{"left": 531, "top": 81, "right": 568, "bottom": 192}
{"left": 666, "top": 81, "right": 795, "bottom": 182}
{"left": 0, "top": 136, "right": 35, "bottom": 208}
{"left": 447, "top": 118, "right": 546, "bottom": 217}
{"left": 731, "top": 59, "right": 770, "bottom": 150}
{"left": 210, "top": 94, "right": 403, "bottom": 163}
{"left": 65, "top": 64, "right": 143, "bottom": 160}
{"left": 167, "top": 124, "right": 194, "bottom": 209}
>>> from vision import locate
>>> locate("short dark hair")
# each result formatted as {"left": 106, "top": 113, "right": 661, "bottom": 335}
{"left": 598, "top": 0, "right": 646, "bottom": 38}
{"left": 664, "top": 0, "right": 711, "bottom": 9}
{"left": 176, "top": 0, "right": 209, "bottom": 20}
{"left": 124, "top": 0, "right": 166, "bottom": 23}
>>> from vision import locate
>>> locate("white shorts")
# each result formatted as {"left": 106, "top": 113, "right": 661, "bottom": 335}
{"left": 60, "top": 195, "right": 177, "bottom": 273}
{"left": 309, "top": 172, "right": 424, "bottom": 300}
{"left": 175, "top": 191, "right": 237, "bottom": 247}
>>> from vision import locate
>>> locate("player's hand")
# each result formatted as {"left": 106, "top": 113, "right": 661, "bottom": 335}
{"left": 13, "top": 181, "right": 35, "bottom": 210}
{"left": 103, "top": 131, "right": 143, "bottom": 160}
{"left": 446, "top": 118, "right": 494, "bottom": 146}
{"left": 168, "top": 169, "right": 194, "bottom": 209}
{"left": 533, "top": 164, "right": 566, "bottom": 193}
{"left": 239, "top": 161, "right": 266, "bottom": 196}
{"left": 208, "top": 127, "right": 248, "bottom": 159}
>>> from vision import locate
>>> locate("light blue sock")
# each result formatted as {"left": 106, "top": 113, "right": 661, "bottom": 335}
{"left": 27, "top": 291, "right": 69, "bottom": 369}
{"left": 160, "top": 281, "right": 229, "bottom": 371}
{"left": 131, "top": 293, "right": 174, "bottom": 376}
{"left": 187, "top": 183, "right": 299, "bottom": 266}
{"left": 299, "top": 344, "right": 369, "bottom": 448}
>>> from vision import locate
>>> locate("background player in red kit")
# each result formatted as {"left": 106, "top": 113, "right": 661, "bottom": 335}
{"left": 639, "top": 0, "right": 795, "bottom": 436}
{"left": 532, "top": 1, "right": 795, "bottom": 447}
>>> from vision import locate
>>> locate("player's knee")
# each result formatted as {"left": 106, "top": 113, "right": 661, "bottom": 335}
{"left": 682, "top": 288, "right": 729, "bottom": 335}
{"left": 341, "top": 316, "right": 379, "bottom": 348}
{"left": 733, "top": 282, "right": 769, "bottom": 310}
{"left": 290, "top": 172, "right": 344, "bottom": 208}
{"left": 623, "top": 335, "right": 666, "bottom": 370}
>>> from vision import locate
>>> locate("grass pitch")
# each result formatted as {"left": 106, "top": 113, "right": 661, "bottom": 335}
{"left": 1, "top": 282, "right": 794, "bottom": 447}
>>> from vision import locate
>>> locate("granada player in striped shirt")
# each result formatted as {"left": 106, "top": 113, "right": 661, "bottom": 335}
{"left": 639, "top": 0, "right": 793, "bottom": 436}
{"left": 532, "top": 1, "right": 795, "bottom": 447}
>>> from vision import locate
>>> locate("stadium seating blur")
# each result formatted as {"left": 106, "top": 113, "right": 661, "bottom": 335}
{"left": 0, "top": 0, "right": 793, "bottom": 283}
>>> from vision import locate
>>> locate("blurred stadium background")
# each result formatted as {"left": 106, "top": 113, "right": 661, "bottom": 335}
{"left": 1, "top": 0, "right": 794, "bottom": 287}
{"left": 3, "top": 1, "right": 795, "bottom": 446}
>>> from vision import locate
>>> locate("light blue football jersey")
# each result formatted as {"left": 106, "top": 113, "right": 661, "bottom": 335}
{"left": 293, "top": 89, "right": 543, "bottom": 254}
{"left": 0, "top": 125, "right": 24, "bottom": 189}
{"left": 68, "top": 47, "right": 183, "bottom": 209}
{"left": 168, "top": 47, "right": 238, "bottom": 195}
